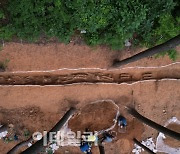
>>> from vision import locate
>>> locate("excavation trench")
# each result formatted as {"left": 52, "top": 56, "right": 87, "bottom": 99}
{"left": 0, "top": 63, "right": 179, "bottom": 85}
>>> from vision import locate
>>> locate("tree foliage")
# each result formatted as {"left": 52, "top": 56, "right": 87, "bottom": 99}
{"left": 0, "top": 0, "right": 179, "bottom": 59}
{"left": 145, "top": 14, "right": 180, "bottom": 60}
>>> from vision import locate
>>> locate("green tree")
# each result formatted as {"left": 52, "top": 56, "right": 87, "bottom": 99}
{"left": 0, "top": 0, "right": 179, "bottom": 55}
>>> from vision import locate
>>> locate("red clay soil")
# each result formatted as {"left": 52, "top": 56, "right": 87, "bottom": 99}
{"left": 0, "top": 42, "right": 180, "bottom": 154}
{"left": 103, "top": 119, "right": 144, "bottom": 154}
{"left": 0, "top": 80, "right": 179, "bottom": 154}
{"left": 0, "top": 42, "right": 179, "bottom": 72}
{"left": 68, "top": 100, "right": 118, "bottom": 133}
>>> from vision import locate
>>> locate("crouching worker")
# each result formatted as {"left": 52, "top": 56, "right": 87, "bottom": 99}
{"left": 80, "top": 134, "right": 97, "bottom": 154}
{"left": 80, "top": 142, "right": 92, "bottom": 154}
{"left": 118, "top": 115, "right": 127, "bottom": 133}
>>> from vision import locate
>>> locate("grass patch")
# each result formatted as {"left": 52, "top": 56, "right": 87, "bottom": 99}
{"left": 0, "top": 59, "right": 9, "bottom": 71}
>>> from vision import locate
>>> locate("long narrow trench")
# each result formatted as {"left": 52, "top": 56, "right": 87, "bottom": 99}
{"left": 0, "top": 63, "right": 180, "bottom": 85}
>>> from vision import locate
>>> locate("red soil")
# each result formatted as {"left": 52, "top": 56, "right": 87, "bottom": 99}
{"left": 0, "top": 42, "right": 179, "bottom": 154}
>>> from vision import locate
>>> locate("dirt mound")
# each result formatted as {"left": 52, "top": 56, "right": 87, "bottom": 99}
{"left": 68, "top": 100, "right": 118, "bottom": 133}
{"left": 163, "top": 123, "right": 180, "bottom": 148}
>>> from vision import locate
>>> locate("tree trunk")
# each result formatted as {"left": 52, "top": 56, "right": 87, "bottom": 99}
{"left": 7, "top": 137, "right": 33, "bottom": 154}
{"left": 133, "top": 138, "right": 155, "bottom": 154}
{"left": 127, "top": 108, "right": 180, "bottom": 141}
{"left": 112, "top": 34, "right": 180, "bottom": 67}
{"left": 21, "top": 107, "right": 76, "bottom": 154}
{"left": 98, "top": 145, "right": 105, "bottom": 154}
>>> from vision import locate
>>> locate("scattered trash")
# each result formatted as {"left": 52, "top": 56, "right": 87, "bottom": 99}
{"left": 44, "top": 123, "right": 79, "bottom": 154}
{"left": 132, "top": 117, "right": 180, "bottom": 154}
{"left": 132, "top": 137, "right": 157, "bottom": 154}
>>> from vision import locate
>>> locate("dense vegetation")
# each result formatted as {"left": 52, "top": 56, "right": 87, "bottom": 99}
{"left": 0, "top": 59, "right": 9, "bottom": 71}
{"left": 0, "top": 0, "right": 180, "bottom": 59}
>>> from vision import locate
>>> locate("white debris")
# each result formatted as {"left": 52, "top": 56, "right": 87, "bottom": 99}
{"left": 124, "top": 39, "right": 131, "bottom": 47}
{"left": 163, "top": 109, "right": 166, "bottom": 114}
{"left": 164, "top": 117, "right": 180, "bottom": 127}
{"left": 0, "top": 125, "right": 8, "bottom": 139}
{"left": 27, "top": 142, "right": 32, "bottom": 147}
{"left": 0, "top": 131, "right": 8, "bottom": 139}
{"left": 132, "top": 117, "right": 180, "bottom": 154}
{"left": 56, "top": 123, "right": 81, "bottom": 147}
{"left": 45, "top": 123, "right": 80, "bottom": 154}
{"left": 132, "top": 138, "right": 157, "bottom": 154}
{"left": 156, "top": 117, "right": 180, "bottom": 154}
{"left": 49, "top": 143, "right": 60, "bottom": 153}
{"left": 132, "top": 144, "right": 144, "bottom": 154}
{"left": 80, "top": 30, "right": 86, "bottom": 34}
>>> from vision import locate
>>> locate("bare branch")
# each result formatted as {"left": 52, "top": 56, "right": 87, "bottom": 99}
{"left": 127, "top": 107, "right": 180, "bottom": 141}
{"left": 112, "top": 35, "right": 180, "bottom": 67}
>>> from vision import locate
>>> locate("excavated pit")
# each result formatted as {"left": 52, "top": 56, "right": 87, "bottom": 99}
{"left": 68, "top": 100, "right": 119, "bottom": 133}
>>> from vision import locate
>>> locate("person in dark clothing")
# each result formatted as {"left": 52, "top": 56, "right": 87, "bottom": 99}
{"left": 118, "top": 115, "right": 127, "bottom": 133}
{"left": 99, "top": 131, "right": 116, "bottom": 144}
{"left": 80, "top": 141, "right": 92, "bottom": 154}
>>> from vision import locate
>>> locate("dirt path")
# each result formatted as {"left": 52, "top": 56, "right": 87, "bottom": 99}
{"left": 0, "top": 43, "right": 179, "bottom": 72}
